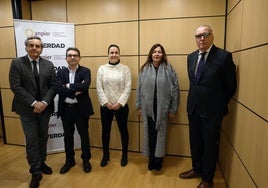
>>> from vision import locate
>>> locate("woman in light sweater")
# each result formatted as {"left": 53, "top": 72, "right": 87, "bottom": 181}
{"left": 96, "top": 44, "right": 131, "bottom": 167}
{"left": 136, "top": 43, "right": 179, "bottom": 171}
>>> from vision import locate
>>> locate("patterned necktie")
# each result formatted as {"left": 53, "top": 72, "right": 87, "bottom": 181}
{"left": 195, "top": 52, "right": 207, "bottom": 82}
{"left": 32, "top": 61, "right": 41, "bottom": 100}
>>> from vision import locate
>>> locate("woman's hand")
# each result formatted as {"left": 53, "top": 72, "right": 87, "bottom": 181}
{"left": 168, "top": 112, "right": 176, "bottom": 119}
{"left": 137, "top": 108, "right": 142, "bottom": 116}
{"left": 112, "top": 103, "right": 122, "bottom": 110}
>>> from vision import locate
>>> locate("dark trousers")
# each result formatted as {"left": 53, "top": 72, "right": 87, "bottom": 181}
{"left": 100, "top": 104, "right": 129, "bottom": 157}
{"left": 20, "top": 110, "right": 51, "bottom": 174}
{"left": 188, "top": 109, "right": 223, "bottom": 182}
{"left": 147, "top": 117, "right": 163, "bottom": 164}
{"left": 61, "top": 104, "right": 91, "bottom": 162}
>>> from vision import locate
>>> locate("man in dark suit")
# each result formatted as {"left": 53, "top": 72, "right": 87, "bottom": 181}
{"left": 55, "top": 47, "right": 94, "bottom": 174}
{"left": 9, "top": 36, "right": 56, "bottom": 188}
{"left": 179, "top": 25, "right": 237, "bottom": 188}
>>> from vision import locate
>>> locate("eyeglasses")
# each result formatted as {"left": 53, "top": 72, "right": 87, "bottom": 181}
{"left": 195, "top": 33, "right": 211, "bottom": 39}
{"left": 67, "top": 54, "right": 79, "bottom": 58}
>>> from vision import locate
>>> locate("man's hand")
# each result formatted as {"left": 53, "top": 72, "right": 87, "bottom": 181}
{"left": 33, "top": 101, "right": 47, "bottom": 113}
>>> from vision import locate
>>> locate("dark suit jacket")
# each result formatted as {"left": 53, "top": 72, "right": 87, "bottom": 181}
{"left": 9, "top": 55, "right": 56, "bottom": 117}
{"left": 187, "top": 45, "right": 237, "bottom": 117}
{"left": 55, "top": 65, "right": 94, "bottom": 118}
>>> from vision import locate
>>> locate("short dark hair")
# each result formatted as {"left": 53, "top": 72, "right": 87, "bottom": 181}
{"left": 24, "top": 36, "right": 44, "bottom": 48}
{"left": 66, "top": 47, "right": 81, "bottom": 57}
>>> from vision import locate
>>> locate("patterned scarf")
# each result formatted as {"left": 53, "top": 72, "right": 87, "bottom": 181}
{"left": 140, "top": 63, "right": 171, "bottom": 130}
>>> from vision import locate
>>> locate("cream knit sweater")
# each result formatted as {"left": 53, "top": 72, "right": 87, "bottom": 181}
{"left": 96, "top": 63, "right": 131, "bottom": 106}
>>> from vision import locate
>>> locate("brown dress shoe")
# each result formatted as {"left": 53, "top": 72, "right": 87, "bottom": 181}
{"left": 197, "top": 180, "right": 213, "bottom": 188}
{"left": 179, "top": 169, "right": 200, "bottom": 179}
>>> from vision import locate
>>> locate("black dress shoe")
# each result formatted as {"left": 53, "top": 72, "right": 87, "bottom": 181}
{"left": 120, "top": 156, "right": 128, "bottom": 167}
{"left": 154, "top": 161, "right": 162, "bottom": 171}
{"left": 41, "top": 162, "right": 53, "bottom": 175}
{"left": 29, "top": 173, "right": 42, "bottom": 188}
{"left": 179, "top": 169, "right": 200, "bottom": 179}
{"left": 148, "top": 160, "right": 155, "bottom": 171}
{"left": 60, "top": 161, "right": 75, "bottom": 174}
{"left": 83, "top": 161, "right": 92, "bottom": 173}
{"left": 100, "top": 156, "right": 110, "bottom": 167}
{"left": 154, "top": 157, "right": 163, "bottom": 171}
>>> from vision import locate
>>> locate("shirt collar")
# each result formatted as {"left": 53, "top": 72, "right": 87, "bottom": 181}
{"left": 28, "top": 55, "right": 40, "bottom": 63}
{"left": 68, "top": 65, "right": 79, "bottom": 72}
{"left": 199, "top": 44, "right": 213, "bottom": 55}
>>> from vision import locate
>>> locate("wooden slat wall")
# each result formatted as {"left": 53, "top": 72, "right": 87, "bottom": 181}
{"left": 220, "top": 0, "right": 268, "bottom": 187}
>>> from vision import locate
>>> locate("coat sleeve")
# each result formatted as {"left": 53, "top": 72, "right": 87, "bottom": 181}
{"left": 54, "top": 68, "right": 75, "bottom": 99}
{"left": 222, "top": 52, "right": 237, "bottom": 104}
{"left": 136, "top": 70, "right": 143, "bottom": 110}
{"left": 168, "top": 65, "right": 180, "bottom": 114}
{"left": 69, "top": 67, "right": 90, "bottom": 92}
{"left": 9, "top": 59, "right": 36, "bottom": 106}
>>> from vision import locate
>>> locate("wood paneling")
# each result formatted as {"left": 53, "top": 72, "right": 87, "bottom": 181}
{"left": 226, "top": 1, "right": 243, "bottom": 52}
{"left": 227, "top": 0, "right": 241, "bottom": 13}
{"left": 1, "top": 89, "right": 17, "bottom": 117}
{"left": 140, "top": 17, "right": 225, "bottom": 55}
{"left": 166, "top": 124, "right": 191, "bottom": 156}
{"left": 4, "top": 117, "right": 24, "bottom": 145}
{"left": 140, "top": 0, "right": 226, "bottom": 19}
{"left": 31, "top": 0, "right": 66, "bottom": 22}
{"left": 67, "top": 0, "right": 138, "bottom": 24}
{"left": 238, "top": 46, "right": 268, "bottom": 120}
{"left": 241, "top": 0, "right": 268, "bottom": 49}
{"left": 75, "top": 22, "right": 138, "bottom": 56}
{"left": 222, "top": 100, "right": 268, "bottom": 188}
{"left": 235, "top": 102, "right": 268, "bottom": 188}
{"left": 0, "top": 0, "right": 13, "bottom": 26}
{"left": 0, "top": 28, "right": 16, "bottom": 58}
{"left": 0, "top": 59, "right": 12, "bottom": 89}
{"left": 223, "top": 0, "right": 268, "bottom": 187}
{"left": 219, "top": 130, "right": 256, "bottom": 188}
{"left": 21, "top": 0, "right": 31, "bottom": 20}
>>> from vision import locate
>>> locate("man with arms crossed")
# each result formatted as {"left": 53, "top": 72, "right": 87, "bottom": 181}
{"left": 55, "top": 47, "right": 94, "bottom": 174}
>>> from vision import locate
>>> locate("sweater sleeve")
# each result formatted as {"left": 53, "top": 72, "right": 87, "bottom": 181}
{"left": 117, "top": 66, "right": 132, "bottom": 106}
{"left": 96, "top": 66, "right": 109, "bottom": 106}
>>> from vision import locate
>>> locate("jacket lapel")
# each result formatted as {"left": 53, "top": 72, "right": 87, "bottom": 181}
{"left": 189, "top": 51, "right": 199, "bottom": 84}
{"left": 199, "top": 45, "right": 216, "bottom": 81}
{"left": 38, "top": 58, "right": 45, "bottom": 87}
{"left": 23, "top": 56, "right": 37, "bottom": 87}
